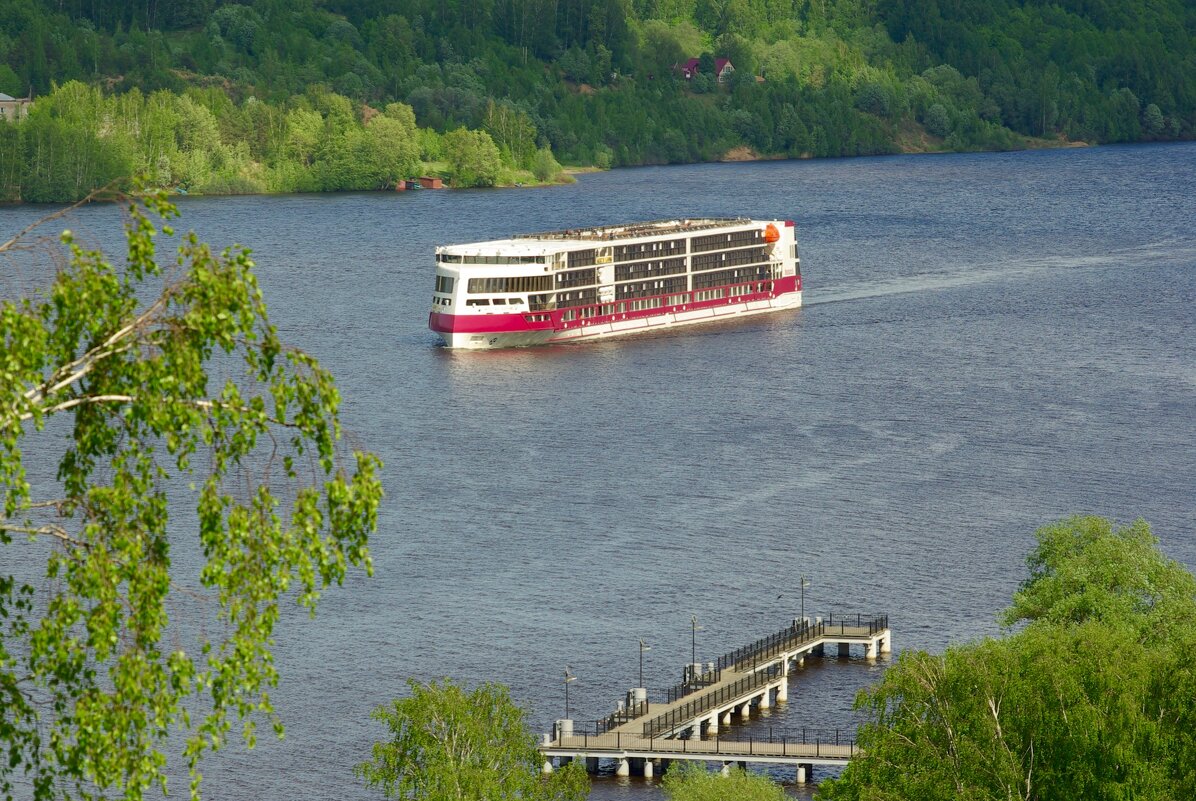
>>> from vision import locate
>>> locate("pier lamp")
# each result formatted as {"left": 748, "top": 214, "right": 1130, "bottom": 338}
{"left": 564, "top": 666, "right": 576, "bottom": 720}
{"left": 639, "top": 639, "right": 651, "bottom": 689}
{"left": 801, "top": 576, "right": 810, "bottom": 625}
{"left": 690, "top": 615, "right": 704, "bottom": 678}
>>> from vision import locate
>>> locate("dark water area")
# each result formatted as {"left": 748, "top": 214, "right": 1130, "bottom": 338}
{"left": 2, "top": 143, "right": 1194, "bottom": 799}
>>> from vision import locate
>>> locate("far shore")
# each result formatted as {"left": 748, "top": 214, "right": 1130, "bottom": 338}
{"left": 12, "top": 139, "right": 1186, "bottom": 207}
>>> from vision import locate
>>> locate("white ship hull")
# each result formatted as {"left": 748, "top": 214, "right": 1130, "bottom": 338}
{"left": 428, "top": 217, "right": 804, "bottom": 350}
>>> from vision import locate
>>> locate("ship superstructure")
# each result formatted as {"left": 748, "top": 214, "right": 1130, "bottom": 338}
{"left": 428, "top": 217, "right": 801, "bottom": 349}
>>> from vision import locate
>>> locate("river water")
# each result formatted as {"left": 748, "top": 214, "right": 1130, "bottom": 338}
{"left": 2, "top": 143, "right": 1194, "bottom": 799}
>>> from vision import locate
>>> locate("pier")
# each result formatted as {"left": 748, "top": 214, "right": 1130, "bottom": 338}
{"left": 540, "top": 614, "right": 890, "bottom": 782}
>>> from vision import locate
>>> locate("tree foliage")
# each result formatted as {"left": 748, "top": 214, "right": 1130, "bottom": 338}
{"left": 0, "top": 188, "right": 383, "bottom": 800}
{"left": 0, "top": 0, "right": 1192, "bottom": 200}
{"left": 443, "top": 129, "right": 502, "bottom": 188}
{"left": 818, "top": 516, "right": 1196, "bottom": 801}
{"left": 355, "top": 679, "right": 588, "bottom": 801}
{"left": 662, "top": 762, "right": 788, "bottom": 801}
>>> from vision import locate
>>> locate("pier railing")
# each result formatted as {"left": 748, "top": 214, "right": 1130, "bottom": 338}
{"left": 825, "top": 613, "right": 888, "bottom": 635}
{"left": 717, "top": 613, "right": 890, "bottom": 673}
{"left": 643, "top": 664, "right": 783, "bottom": 737}
{"left": 717, "top": 620, "right": 822, "bottom": 673}
{"left": 553, "top": 727, "right": 857, "bottom": 759}
{"left": 595, "top": 700, "right": 651, "bottom": 734}
{"left": 663, "top": 667, "right": 723, "bottom": 704}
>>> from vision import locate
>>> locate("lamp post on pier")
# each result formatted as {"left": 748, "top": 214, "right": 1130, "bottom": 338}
{"left": 800, "top": 576, "right": 810, "bottom": 625}
{"left": 564, "top": 666, "right": 576, "bottom": 720}
{"left": 638, "top": 639, "right": 651, "bottom": 689}
{"left": 690, "top": 615, "right": 703, "bottom": 679}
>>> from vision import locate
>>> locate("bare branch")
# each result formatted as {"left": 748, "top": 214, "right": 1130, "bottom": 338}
{"left": 0, "top": 182, "right": 125, "bottom": 255}
{"left": 24, "top": 293, "right": 173, "bottom": 406}
{"left": 22, "top": 394, "right": 296, "bottom": 429}
{"left": 0, "top": 521, "right": 90, "bottom": 549}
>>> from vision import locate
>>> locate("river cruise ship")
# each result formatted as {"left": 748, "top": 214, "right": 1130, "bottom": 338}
{"left": 428, "top": 217, "right": 802, "bottom": 349}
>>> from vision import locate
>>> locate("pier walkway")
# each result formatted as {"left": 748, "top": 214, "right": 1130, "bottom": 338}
{"left": 540, "top": 614, "right": 890, "bottom": 782}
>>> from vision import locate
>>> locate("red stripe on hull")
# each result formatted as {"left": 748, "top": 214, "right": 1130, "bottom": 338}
{"left": 428, "top": 311, "right": 550, "bottom": 334}
{"left": 430, "top": 277, "right": 801, "bottom": 340}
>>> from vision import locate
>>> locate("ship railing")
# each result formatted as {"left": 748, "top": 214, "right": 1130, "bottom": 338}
{"left": 515, "top": 218, "right": 752, "bottom": 241}
{"left": 552, "top": 280, "right": 782, "bottom": 327}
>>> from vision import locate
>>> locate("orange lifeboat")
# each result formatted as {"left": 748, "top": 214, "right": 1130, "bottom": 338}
{"left": 763, "top": 223, "right": 780, "bottom": 243}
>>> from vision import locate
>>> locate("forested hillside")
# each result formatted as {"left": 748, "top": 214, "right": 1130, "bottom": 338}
{"left": 0, "top": 0, "right": 1192, "bottom": 201}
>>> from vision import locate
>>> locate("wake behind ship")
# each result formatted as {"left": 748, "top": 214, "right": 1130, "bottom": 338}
{"left": 428, "top": 217, "right": 802, "bottom": 349}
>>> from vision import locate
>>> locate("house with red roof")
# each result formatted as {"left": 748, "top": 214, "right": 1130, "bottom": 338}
{"left": 677, "top": 57, "right": 735, "bottom": 83}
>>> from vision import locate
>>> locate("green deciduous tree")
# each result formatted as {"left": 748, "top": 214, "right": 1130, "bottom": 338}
{"left": 819, "top": 515, "right": 1196, "bottom": 801}
{"left": 364, "top": 103, "right": 421, "bottom": 188}
{"left": 662, "top": 762, "right": 787, "bottom": 801}
{"left": 1002, "top": 516, "right": 1196, "bottom": 634}
{"left": 443, "top": 128, "right": 502, "bottom": 188}
{"left": 1142, "top": 102, "right": 1165, "bottom": 136}
{"left": 483, "top": 100, "right": 538, "bottom": 169}
{"left": 923, "top": 102, "right": 951, "bottom": 137}
{"left": 355, "top": 679, "right": 588, "bottom": 801}
{"left": 530, "top": 146, "right": 563, "bottom": 182}
{"left": 0, "top": 188, "right": 383, "bottom": 800}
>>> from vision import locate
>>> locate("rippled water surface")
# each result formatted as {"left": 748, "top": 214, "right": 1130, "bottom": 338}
{"left": 3, "top": 143, "right": 1194, "bottom": 799}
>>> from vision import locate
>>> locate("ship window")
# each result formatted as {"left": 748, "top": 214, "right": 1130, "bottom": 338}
{"left": 467, "top": 298, "right": 490, "bottom": 306}
{"left": 468, "top": 276, "right": 553, "bottom": 294}
{"left": 629, "top": 297, "right": 664, "bottom": 311}
{"left": 492, "top": 298, "right": 506, "bottom": 304}
{"left": 446, "top": 255, "right": 545, "bottom": 265}
{"left": 434, "top": 275, "right": 455, "bottom": 293}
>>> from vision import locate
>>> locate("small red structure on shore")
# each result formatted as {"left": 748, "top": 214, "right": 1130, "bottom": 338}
{"left": 396, "top": 177, "right": 445, "bottom": 191}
